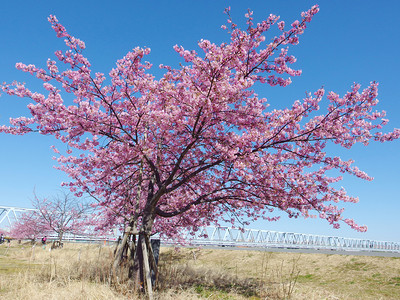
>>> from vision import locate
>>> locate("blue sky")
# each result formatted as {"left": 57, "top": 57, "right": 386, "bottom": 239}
{"left": 0, "top": 0, "right": 399, "bottom": 242}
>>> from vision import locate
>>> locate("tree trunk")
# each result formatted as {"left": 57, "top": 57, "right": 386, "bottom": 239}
{"left": 135, "top": 208, "right": 157, "bottom": 298}
{"left": 145, "top": 235, "right": 159, "bottom": 287}
{"left": 58, "top": 231, "right": 64, "bottom": 243}
{"left": 141, "top": 233, "right": 153, "bottom": 299}
{"left": 131, "top": 232, "right": 156, "bottom": 299}
{"left": 112, "top": 204, "right": 157, "bottom": 299}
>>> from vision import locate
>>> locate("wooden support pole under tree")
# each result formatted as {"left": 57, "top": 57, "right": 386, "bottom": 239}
{"left": 141, "top": 234, "right": 153, "bottom": 300}
{"left": 112, "top": 228, "right": 131, "bottom": 278}
{"left": 145, "top": 236, "right": 159, "bottom": 287}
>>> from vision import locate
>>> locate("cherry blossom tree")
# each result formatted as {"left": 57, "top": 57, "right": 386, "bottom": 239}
{"left": 31, "top": 191, "right": 91, "bottom": 243}
{"left": 1, "top": 5, "right": 399, "bottom": 295}
{"left": 9, "top": 211, "right": 44, "bottom": 242}
{"left": 10, "top": 191, "right": 90, "bottom": 245}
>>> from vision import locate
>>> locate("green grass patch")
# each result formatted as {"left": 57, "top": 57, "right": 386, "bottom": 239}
{"left": 390, "top": 276, "right": 400, "bottom": 286}
{"left": 0, "top": 257, "right": 31, "bottom": 274}
{"left": 340, "top": 261, "right": 372, "bottom": 272}
{"left": 194, "top": 284, "right": 261, "bottom": 300}
{"left": 195, "top": 285, "right": 233, "bottom": 299}
{"left": 297, "top": 273, "right": 315, "bottom": 282}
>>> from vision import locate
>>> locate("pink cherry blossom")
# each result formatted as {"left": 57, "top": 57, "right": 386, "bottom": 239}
{"left": 0, "top": 5, "right": 397, "bottom": 252}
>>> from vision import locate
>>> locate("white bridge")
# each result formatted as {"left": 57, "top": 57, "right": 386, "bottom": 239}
{"left": 0, "top": 206, "right": 37, "bottom": 228}
{"left": 1, "top": 205, "right": 399, "bottom": 253}
{"left": 173, "top": 226, "right": 400, "bottom": 253}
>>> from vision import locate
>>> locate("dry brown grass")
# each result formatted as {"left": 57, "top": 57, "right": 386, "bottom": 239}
{"left": 0, "top": 241, "right": 399, "bottom": 299}
{"left": 0, "top": 242, "right": 125, "bottom": 299}
{"left": 160, "top": 247, "right": 400, "bottom": 299}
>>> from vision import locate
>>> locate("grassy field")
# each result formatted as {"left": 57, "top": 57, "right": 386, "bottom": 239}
{"left": 0, "top": 241, "right": 399, "bottom": 299}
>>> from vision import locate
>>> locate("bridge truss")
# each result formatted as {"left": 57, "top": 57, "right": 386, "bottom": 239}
{"left": 0, "top": 206, "right": 37, "bottom": 229}
{"left": 163, "top": 226, "right": 400, "bottom": 253}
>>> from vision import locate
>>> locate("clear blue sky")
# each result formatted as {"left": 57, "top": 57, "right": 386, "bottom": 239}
{"left": 1, "top": 0, "right": 399, "bottom": 242}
